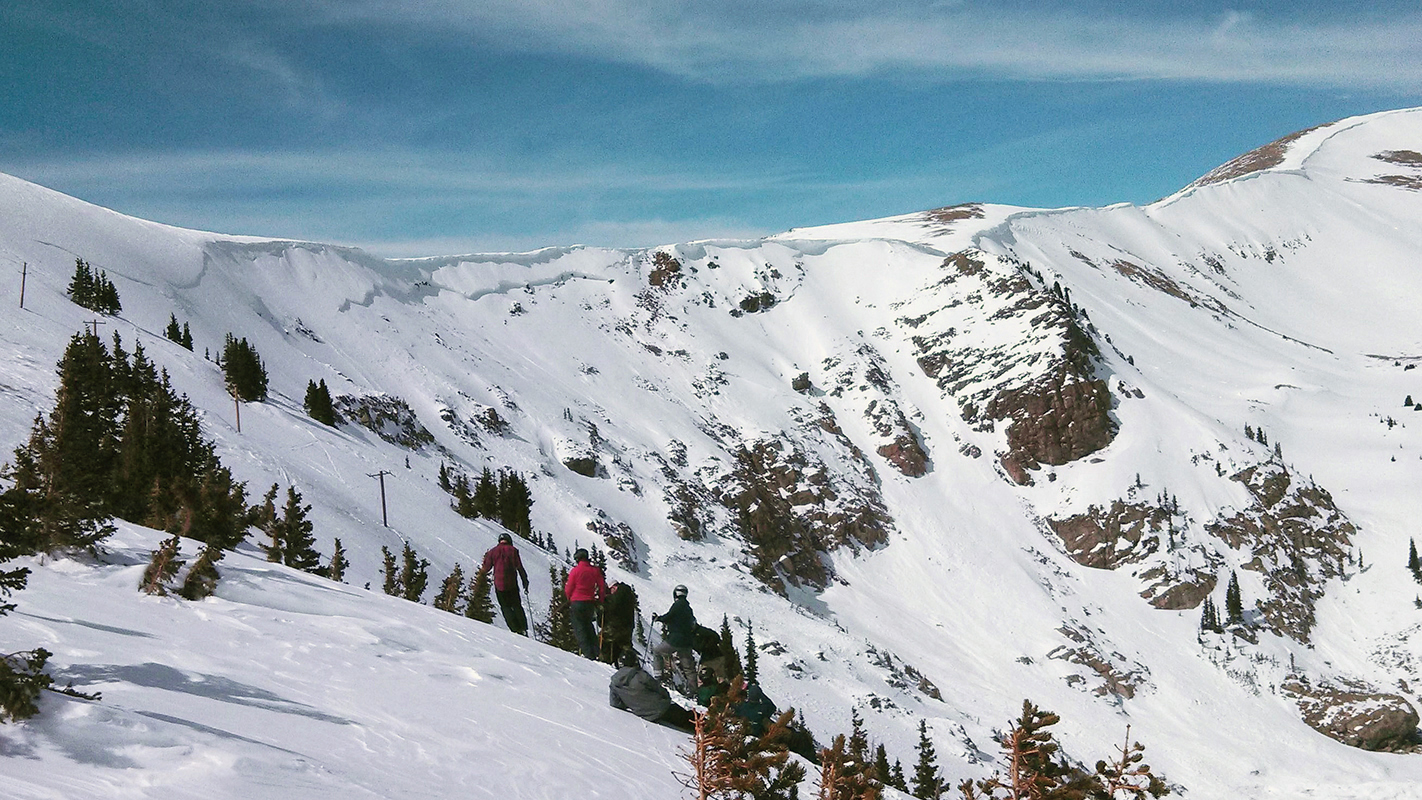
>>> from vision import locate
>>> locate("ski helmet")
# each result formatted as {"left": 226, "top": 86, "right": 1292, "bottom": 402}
{"left": 673, "top": 584, "right": 688, "bottom": 599}
{"left": 498, "top": 532, "right": 512, "bottom": 545}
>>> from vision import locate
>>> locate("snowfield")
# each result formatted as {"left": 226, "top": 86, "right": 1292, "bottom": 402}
{"left": 3, "top": 107, "right": 1422, "bottom": 798}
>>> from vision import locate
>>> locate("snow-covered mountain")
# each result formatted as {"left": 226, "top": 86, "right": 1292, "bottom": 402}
{"left": 4, "top": 107, "right": 1422, "bottom": 798}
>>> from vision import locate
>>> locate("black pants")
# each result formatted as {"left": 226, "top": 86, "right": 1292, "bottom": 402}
{"left": 495, "top": 588, "right": 527, "bottom": 635}
{"left": 570, "top": 600, "right": 599, "bottom": 659}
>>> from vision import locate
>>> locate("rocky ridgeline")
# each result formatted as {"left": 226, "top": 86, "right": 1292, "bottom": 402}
{"left": 902, "top": 249, "right": 1116, "bottom": 485}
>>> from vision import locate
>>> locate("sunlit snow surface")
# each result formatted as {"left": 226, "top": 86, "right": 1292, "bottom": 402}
{"left": 3, "top": 108, "right": 1422, "bottom": 797}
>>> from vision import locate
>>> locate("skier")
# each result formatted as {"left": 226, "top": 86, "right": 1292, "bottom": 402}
{"left": 609, "top": 650, "right": 695, "bottom": 733}
{"left": 651, "top": 584, "right": 697, "bottom": 692}
{"left": 692, "top": 623, "right": 728, "bottom": 682}
{"left": 480, "top": 532, "right": 530, "bottom": 636}
{"left": 564, "top": 548, "right": 608, "bottom": 660}
{"left": 600, "top": 581, "right": 638, "bottom": 664}
{"left": 696, "top": 666, "right": 727, "bottom": 708}
{"left": 736, "top": 679, "right": 778, "bottom": 737}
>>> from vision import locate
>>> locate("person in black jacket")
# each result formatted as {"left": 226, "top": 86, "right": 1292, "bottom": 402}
{"left": 600, "top": 581, "right": 638, "bottom": 664}
{"left": 608, "top": 650, "right": 694, "bottom": 733}
{"left": 651, "top": 584, "right": 697, "bottom": 691}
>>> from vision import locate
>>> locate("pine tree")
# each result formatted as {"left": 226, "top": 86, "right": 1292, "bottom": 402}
{"left": 278, "top": 486, "right": 321, "bottom": 573}
{"left": 165, "top": 314, "right": 183, "bottom": 345}
{"left": 719, "top": 614, "right": 744, "bottom": 678}
{"left": 873, "top": 744, "right": 893, "bottom": 788}
{"left": 434, "top": 564, "right": 466, "bottom": 613}
{"left": 1225, "top": 571, "right": 1244, "bottom": 626}
{"left": 140, "top": 535, "right": 185, "bottom": 595}
{"left": 180, "top": 322, "right": 193, "bottom": 351}
{"left": 1092, "top": 725, "right": 1169, "bottom": 799}
{"left": 497, "top": 470, "right": 533, "bottom": 537}
{"left": 257, "top": 484, "right": 283, "bottom": 563}
{"left": 65, "top": 258, "right": 121, "bottom": 314}
{"left": 910, "top": 719, "right": 941, "bottom": 800}
{"left": 178, "top": 543, "right": 224, "bottom": 600}
{"left": 398, "top": 542, "right": 429, "bottom": 602}
{"left": 220, "top": 334, "right": 268, "bottom": 401}
{"left": 464, "top": 568, "right": 495, "bottom": 623}
{"left": 437, "top": 463, "right": 452, "bottom": 493}
{"left": 381, "top": 546, "right": 399, "bottom": 596}
{"left": 818, "top": 732, "right": 879, "bottom": 800}
{"left": 324, "top": 538, "right": 349, "bottom": 582}
{"left": 968, "top": 701, "right": 1099, "bottom": 800}
{"left": 745, "top": 621, "right": 759, "bottom": 683}
{"left": 303, "top": 379, "right": 337, "bottom": 426}
{"left": 473, "top": 468, "right": 498, "bottom": 518}
{"left": 1409, "top": 539, "right": 1420, "bottom": 580}
{"left": 890, "top": 760, "right": 908, "bottom": 793}
{"left": 679, "top": 679, "right": 807, "bottom": 800}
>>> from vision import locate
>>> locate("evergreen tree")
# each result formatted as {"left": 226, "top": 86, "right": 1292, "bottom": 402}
{"left": 1409, "top": 539, "right": 1420, "bottom": 579}
{"left": 220, "top": 333, "right": 269, "bottom": 401}
{"left": 719, "top": 614, "right": 744, "bottom": 678}
{"left": 278, "top": 486, "right": 321, "bottom": 573}
{"left": 437, "top": 463, "right": 452, "bottom": 493}
{"left": 964, "top": 702, "right": 1098, "bottom": 800}
{"left": 178, "top": 543, "right": 223, "bottom": 600}
{"left": 454, "top": 473, "right": 476, "bottom": 518}
{"left": 324, "top": 538, "right": 349, "bottom": 583}
{"left": 0, "top": 508, "right": 57, "bottom": 722}
{"left": 381, "top": 546, "right": 399, "bottom": 596}
{"left": 910, "top": 719, "right": 941, "bottom": 800}
{"left": 497, "top": 470, "right": 533, "bottom": 537}
{"left": 257, "top": 484, "right": 283, "bottom": 564}
{"left": 181, "top": 322, "right": 193, "bottom": 351}
{"left": 398, "top": 542, "right": 429, "bottom": 602}
{"left": 473, "top": 468, "right": 499, "bottom": 519}
{"left": 873, "top": 744, "right": 893, "bottom": 788}
{"left": 140, "top": 535, "right": 185, "bottom": 595}
{"left": 464, "top": 568, "right": 495, "bottom": 623}
{"left": 434, "top": 564, "right": 466, "bottom": 613}
{"left": 65, "top": 258, "right": 121, "bottom": 315}
{"left": 890, "top": 761, "right": 908, "bottom": 794}
{"left": 303, "top": 379, "right": 337, "bottom": 426}
{"left": 165, "top": 314, "right": 183, "bottom": 346}
{"left": 817, "top": 732, "right": 879, "bottom": 800}
{"left": 66, "top": 257, "right": 95, "bottom": 308}
{"left": 1225, "top": 571, "right": 1244, "bottom": 626}
{"left": 679, "top": 679, "right": 806, "bottom": 800}
{"left": 745, "top": 621, "right": 759, "bottom": 684}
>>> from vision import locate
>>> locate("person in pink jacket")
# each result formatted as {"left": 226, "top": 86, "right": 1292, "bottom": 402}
{"left": 564, "top": 548, "right": 608, "bottom": 659}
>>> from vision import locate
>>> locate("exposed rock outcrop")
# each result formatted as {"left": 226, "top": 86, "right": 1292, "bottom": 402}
{"left": 1282, "top": 676, "right": 1420, "bottom": 751}
{"left": 906, "top": 249, "right": 1115, "bottom": 482}
{"left": 1208, "top": 461, "right": 1355, "bottom": 643}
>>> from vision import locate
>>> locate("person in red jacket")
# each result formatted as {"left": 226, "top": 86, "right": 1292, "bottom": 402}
{"left": 564, "top": 548, "right": 608, "bottom": 659}
{"left": 481, "top": 533, "right": 530, "bottom": 636}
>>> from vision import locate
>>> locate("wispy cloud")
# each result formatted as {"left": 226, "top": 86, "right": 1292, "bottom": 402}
{"left": 300, "top": 1, "right": 1422, "bottom": 88}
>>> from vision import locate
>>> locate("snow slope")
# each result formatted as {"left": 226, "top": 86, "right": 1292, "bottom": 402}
{"left": 4, "top": 107, "right": 1422, "bottom": 797}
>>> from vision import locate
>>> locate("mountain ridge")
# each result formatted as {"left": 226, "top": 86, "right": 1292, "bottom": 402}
{"left": 3, "top": 106, "right": 1422, "bottom": 797}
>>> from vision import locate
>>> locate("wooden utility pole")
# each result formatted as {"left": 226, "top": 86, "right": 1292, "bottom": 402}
{"left": 83, "top": 318, "right": 106, "bottom": 337}
{"left": 369, "top": 470, "right": 392, "bottom": 527}
{"left": 18, "top": 262, "right": 26, "bottom": 309}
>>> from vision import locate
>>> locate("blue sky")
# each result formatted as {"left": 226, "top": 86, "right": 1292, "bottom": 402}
{"left": 2, "top": 1, "right": 1419, "bottom": 256}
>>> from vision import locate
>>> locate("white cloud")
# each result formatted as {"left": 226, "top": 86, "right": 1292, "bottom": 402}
{"left": 300, "top": 1, "right": 1422, "bottom": 88}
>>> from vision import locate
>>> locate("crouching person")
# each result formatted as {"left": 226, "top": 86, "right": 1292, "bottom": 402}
{"left": 609, "top": 650, "right": 695, "bottom": 733}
